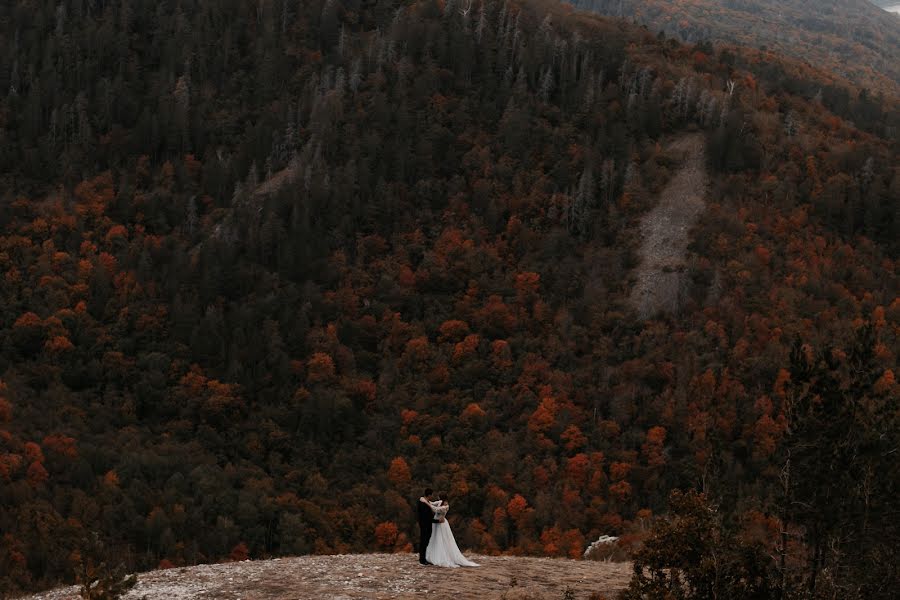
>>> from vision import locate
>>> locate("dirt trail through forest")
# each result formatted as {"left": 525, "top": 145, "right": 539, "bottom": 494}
{"left": 629, "top": 133, "right": 708, "bottom": 318}
{"left": 19, "top": 553, "right": 633, "bottom": 600}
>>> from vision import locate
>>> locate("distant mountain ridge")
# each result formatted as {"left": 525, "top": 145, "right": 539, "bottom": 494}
{"left": 570, "top": 0, "right": 900, "bottom": 96}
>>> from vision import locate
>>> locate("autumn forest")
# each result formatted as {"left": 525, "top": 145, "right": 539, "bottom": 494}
{"left": 0, "top": 0, "right": 897, "bottom": 599}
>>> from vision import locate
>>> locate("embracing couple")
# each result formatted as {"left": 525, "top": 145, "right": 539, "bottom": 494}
{"left": 416, "top": 487, "right": 479, "bottom": 568}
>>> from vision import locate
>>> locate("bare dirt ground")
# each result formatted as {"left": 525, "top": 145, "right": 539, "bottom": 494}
{"left": 18, "top": 554, "right": 633, "bottom": 600}
{"left": 629, "top": 133, "right": 708, "bottom": 319}
{"left": 252, "top": 157, "right": 302, "bottom": 199}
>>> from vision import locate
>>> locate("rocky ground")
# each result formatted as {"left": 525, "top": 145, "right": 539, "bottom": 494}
{"left": 17, "top": 553, "right": 633, "bottom": 600}
{"left": 629, "top": 133, "right": 709, "bottom": 319}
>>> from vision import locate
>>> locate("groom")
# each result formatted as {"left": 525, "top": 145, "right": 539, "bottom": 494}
{"left": 417, "top": 487, "right": 440, "bottom": 565}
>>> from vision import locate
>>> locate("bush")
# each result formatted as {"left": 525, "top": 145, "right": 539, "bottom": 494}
{"left": 619, "top": 489, "right": 773, "bottom": 600}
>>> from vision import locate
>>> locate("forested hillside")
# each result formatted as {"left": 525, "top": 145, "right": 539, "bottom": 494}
{"left": 0, "top": 0, "right": 897, "bottom": 598}
{"left": 571, "top": 0, "right": 900, "bottom": 99}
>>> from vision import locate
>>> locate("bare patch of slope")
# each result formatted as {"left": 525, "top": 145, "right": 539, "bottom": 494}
{"left": 629, "top": 133, "right": 708, "bottom": 319}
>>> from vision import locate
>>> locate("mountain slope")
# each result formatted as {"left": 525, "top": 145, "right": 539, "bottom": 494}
{"left": 0, "top": 0, "right": 897, "bottom": 598}
{"left": 570, "top": 0, "right": 900, "bottom": 97}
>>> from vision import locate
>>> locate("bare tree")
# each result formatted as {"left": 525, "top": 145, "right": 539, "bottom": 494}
{"left": 476, "top": 1, "right": 488, "bottom": 43}
{"left": 539, "top": 66, "right": 554, "bottom": 102}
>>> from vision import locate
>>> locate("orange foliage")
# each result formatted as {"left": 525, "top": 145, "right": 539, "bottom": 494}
{"left": 397, "top": 265, "right": 416, "bottom": 288}
{"left": 752, "top": 395, "right": 785, "bottom": 460}
{"left": 609, "top": 462, "right": 632, "bottom": 481}
{"left": 438, "top": 320, "right": 470, "bottom": 343}
{"left": 507, "top": 495, "right": 529, "bottom": 523}
{"left": 460, "top": 402, "right": 487, "bottom": 423}
{"left": 203, "top": 380, "right": 242, "bottom": 416}
{"left": 598, "top": 420, "right": 621, "bottom": 439}
{"left": 540, "top": 526, "right": 563, "bottom": 556}
{"left": 105, "top": 225, "right": 128, "bottom": 244}
{"left": 387, "top": 457, "right": 411, "bottom": 487}
{"left": 588, "top": 468, "right": 607, "bottom": 496}
{"left": 43, "top": 434, "right": 78, "bottom": 460}
{"left": 24, "top": 442, "right": 44, "bottom": 464}
{"left": 427, "top": 364, "right": 450, "bottom": 389}
{"left": 374, "top": 521, "right": 400, "bottom": 549}
{"left": 485, "top": 484, "right": 509, "bottom": 507}
{"left": 179, "top": 368, "right": 208, "bottom": 396}
{"left": 476, "top": 295, "right": 516, "bottom": 335}
{"left": 44, "top": 335, "right": 74, "bottom": 353}
{"left": 103, "top": 470, "right": 120, "bottom": 487}
{"left": 565, "top": 453, "right": 590, "bottom": 486}
{"left": 561, "top": 425, "right": 587, "bottom": 452}
{"left": 307, "top": 352, "right": 336, "bottom": 383}
{"left": 98, "top": 252, "right": 118, "bottom": 274}
{"left": 490, "top": 340, "right": 513, "bottom": 370}
{"left": 514, "top": 272, "right": 540, "bottom": 299}
{"left": 533, "top": 465, "right": 550, "bottom": 488}
{"left": 356, "top": 379, "right": 377, "bottom": 404}
{"left": 742, "top": 509, "right": 781, "bottom": 548}
{"left": 26, "top": 461, "right": 48, "bottom": 486}
{"left": 13, "top": 312, "right": 42, "bottom": 329}
{"left": 400, "top": 409, "right": 418, "bottom": 426}
{"left": 641, "top": 426, "right": 667, "bottom": 468}
{"left": 0, "top": 454, "right": 23, "bottom": 481}
{"left": 491, "top": 506, "right": 508, "bottom": 531}
{"left": 563, "top": 486, "right": 581, "bottom": 513}
{"left": 773, "top": 368, "right": 791, "bottom": 399}
{"left": 403, "top": 336, "right": 431, "bottom": 365}
{"left": 79, "top": 240, "right": 97, "bottom": 256}
{"left": 74, "top": 172, "right": 115, "bottom": 218}
{"left": 527, "top": 395, "right": 558, "bottom": 435}
{"left": 874, "top": 370, "right": 895, "bottom": 395}
{"left": 452, "top": 334, "right": 480, "bottom": 363}
{"left": 228, "top": 542, "right": 249, "bottom": 562}
{"left": 561, "top": 529, "right": 586, "bottom": 559}
{"left": 608, "top": 480, "right": 632, "bottom": 502}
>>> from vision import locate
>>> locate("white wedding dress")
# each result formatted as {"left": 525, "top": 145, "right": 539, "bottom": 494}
{"left": 425, "top": 501, "right": 479, "bottom": 567}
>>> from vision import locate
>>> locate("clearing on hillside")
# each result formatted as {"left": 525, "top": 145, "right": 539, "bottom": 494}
{"left": 629, "top": 133, "right": 709, "bottom": 318}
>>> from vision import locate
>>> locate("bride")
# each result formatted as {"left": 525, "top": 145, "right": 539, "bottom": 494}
{"left": 425, "top": 493, "right": 479, "bottom": 568}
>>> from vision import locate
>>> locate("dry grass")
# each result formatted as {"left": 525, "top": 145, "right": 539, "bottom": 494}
{"left": 18, "top": 553, "right": 633, "bottom": 600}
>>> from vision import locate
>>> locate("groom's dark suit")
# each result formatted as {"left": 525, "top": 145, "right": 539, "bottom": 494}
{"left": 417, "top": 498, "right": 440, "bottom": 564}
